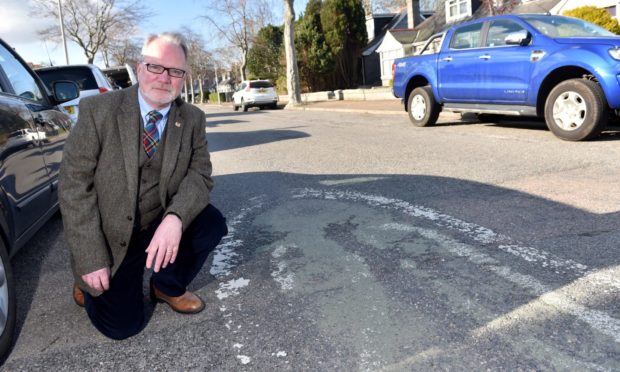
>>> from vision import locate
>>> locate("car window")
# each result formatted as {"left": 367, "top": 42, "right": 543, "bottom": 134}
{"left": 486, "top": 20, "right": 526, "bottom": 47}
{"left": 37, "top": 66, "right": 99, "bottom": 91}
{"left": 523, "top": 14, "right": 615, "bottom": 38}
{"left": 450, "top": 22, "right": 483, "bottom": 50}
{"left": 0, "top": 44, "right": 46, "bottom": 104}
{"left": 249, "top": 81, "right": 273, "bottom": 89}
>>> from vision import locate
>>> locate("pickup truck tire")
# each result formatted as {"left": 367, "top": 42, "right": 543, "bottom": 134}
{"left": 0, "top": 239, "right": 15, "bottom": 359}
{"left": 408, "top": 86, "right": 440, "bottom": 127}
{"left": 544, "top": 79, "right": 607, "bottom": 141}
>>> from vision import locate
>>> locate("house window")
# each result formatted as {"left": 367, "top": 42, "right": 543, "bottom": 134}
{"left": 445, "top": 0, "right": 471, "bottom": 23}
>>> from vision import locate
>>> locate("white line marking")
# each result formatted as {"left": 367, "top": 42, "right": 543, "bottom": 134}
{"left": 210, "top": 196, "right": 266, "bottom": 278}
{"left": 216, "top": 278, "right": 250, "bottom": 300}
{"left": 294, "top": 188, "right": 620, "bottom": 344}
{"left": 293, "top": 188, "right": 588, "bottom": 276}
{"left": 271, "top": 245, "right": 296, "bottom": 291}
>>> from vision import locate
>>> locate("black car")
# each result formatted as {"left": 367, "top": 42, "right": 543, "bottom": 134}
{"left": 0, "top": 39, "right": 78, "bottom": 358}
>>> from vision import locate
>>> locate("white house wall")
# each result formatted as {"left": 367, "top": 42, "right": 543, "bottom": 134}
{"left": 377, "top": 32, "right": 408, "bottom": 86}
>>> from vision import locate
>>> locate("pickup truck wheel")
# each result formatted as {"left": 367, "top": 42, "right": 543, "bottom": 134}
{"left": 544, "top": 79, "right": 607, "bottom": 141}
{"left": 0, "top": 240, "right": 15, "bottom": 358}
{"left": 408, "top": 86, "right": 440, "bottom": 127}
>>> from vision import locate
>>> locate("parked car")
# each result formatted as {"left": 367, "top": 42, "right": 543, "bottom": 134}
{"left": 101, "top": 63, "right": 137, "bottom": 89}
{"left": 392, "top": 14, "right": 620, "bottom": 141}
{"left": 35, "top": 64, "right": 114, "bottom": 125}
{"left": 7, "top": 128, "right": 47, "bottom": 146}
{"left": 0, "top": 38, "right": 78, "bottom": 359}
{"left": 232, "top": 80, "right": 278, "bottom": 111}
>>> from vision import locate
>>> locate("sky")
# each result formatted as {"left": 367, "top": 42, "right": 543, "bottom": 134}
{"left": 1, "top": 0, "right": 309, "bottom": 67}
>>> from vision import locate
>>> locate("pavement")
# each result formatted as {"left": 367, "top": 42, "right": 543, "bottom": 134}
{"left": 286, "top": 98, "right": 406, "bottom": 114}
{"left": 203, "top": 98, "right": 407, "bottom": 115}
{"left": 201, "top": 98, "right": 466, "bottom": 121}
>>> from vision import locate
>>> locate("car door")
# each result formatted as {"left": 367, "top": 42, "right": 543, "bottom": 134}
{"left": 477, "top": 19, "right": 532, "bottom": 103}
{"left": 0, "top": 42, "right": 54, "bottom": 240}
{"left": 437, "top": 21, "right": 485, "bottom": 102}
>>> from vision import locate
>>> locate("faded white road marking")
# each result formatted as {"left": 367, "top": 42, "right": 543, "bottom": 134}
{"left": 293, "top": 188, "right": 588, "bottom": 276}
{"left": 271, "top": 245, "right": 296, "bottom": 291}
{"left": 294, "top": 188, "right": 620, "bottom": 344}
{"left": 237, "top": 355, "right": 251, "bottom": 364}
{"left": 216, "top": 278, "right": 250, "bottom": 300}
{"left": 210, "top": 196, "right": 266, "bottom": 278}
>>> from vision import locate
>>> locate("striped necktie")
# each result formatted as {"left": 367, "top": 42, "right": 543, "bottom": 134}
{"left": 143, "top": 110, "right": 162, "bottom": 158}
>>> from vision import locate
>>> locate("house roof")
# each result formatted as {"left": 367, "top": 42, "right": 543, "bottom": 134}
{"left": 363, "top": 12, "right": 408, "bottom": 56}
{"left": 510, "top": 0, "right": 561, "bottom": 14}
{"left": 389, "top": 29, "right": 419, "bottom": 45}
{"left": 362, "top": 2, "right": 435, "bottom": 56}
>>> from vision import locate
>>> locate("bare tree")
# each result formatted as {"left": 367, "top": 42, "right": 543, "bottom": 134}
{"left": 201, "top": 0, "right": 273, "bottom": 81}
{"left": 104, "top": 38, "right": 142, "bottom": 67}
{"left": 283, "top": 0, "right": 301, "bottom": 107}
{"left": 180, "top": 28, "right": 212, "bottom": 104}
{"left": 101, "top": 21, "right": 141, "bottom": 68}
{"left": 373, "top": 0, "right": 406, "bottom": 12}
{"left": 32, "top": 0, "right": 149, "bottom": 64}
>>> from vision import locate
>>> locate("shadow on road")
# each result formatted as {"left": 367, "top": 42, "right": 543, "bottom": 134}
{"left": 208, "top": 129, "right": 310, "bottom": 152}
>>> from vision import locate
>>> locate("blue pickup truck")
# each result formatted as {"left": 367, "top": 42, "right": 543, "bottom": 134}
{"left": 392, "top": 14, "right": 620, "bottom": 141}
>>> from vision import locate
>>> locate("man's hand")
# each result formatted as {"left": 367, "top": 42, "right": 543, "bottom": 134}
{"left": 145, "top": 214, "right": 183, "bottom": 272}
{"left": 82, "top": 267, "right": 111, "bottom": 292}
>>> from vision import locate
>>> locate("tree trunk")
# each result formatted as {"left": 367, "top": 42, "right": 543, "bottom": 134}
{"left": 189, "top": 73, "right": 196, "bottom": 104}
{"left": 284, "top": 0, "right": 301, "bottom": 107}
{"left": 199, "top": 77, "right": 204, "bottom": 104}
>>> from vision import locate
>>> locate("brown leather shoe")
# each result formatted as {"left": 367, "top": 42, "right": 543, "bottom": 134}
{"left": 73, "top": 284, "right": 85, "bottom": 307}
{"left": 150, "top": 283, "right": 205, "bottom": 314}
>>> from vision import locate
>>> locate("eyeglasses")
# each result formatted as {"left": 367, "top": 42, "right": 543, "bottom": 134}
{"left": 142, "top": 62, "right": 186, "bottom": 78}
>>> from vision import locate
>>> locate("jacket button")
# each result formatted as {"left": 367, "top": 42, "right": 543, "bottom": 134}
{"left": 120, "top": 241, "right": 127, "bottom": 247}
{"left": 127, "top": 216, "right": 133, "bottom": 221}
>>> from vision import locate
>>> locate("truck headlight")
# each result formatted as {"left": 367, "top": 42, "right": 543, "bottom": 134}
{"left": 609, "top": 48, "right": 620, "bottom": 60}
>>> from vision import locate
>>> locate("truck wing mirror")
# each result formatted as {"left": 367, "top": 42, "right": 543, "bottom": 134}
{"left": 505, "top": 30, "right": 531, "bottom": 46}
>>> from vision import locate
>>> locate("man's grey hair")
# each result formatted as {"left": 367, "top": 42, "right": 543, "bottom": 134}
{"left": 141, "top": 32, "right": 188, "bottom": 60}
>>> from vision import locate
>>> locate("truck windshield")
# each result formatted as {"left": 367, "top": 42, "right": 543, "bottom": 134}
{"left": 522, "top": 15, "right": 616, "bottom": 38}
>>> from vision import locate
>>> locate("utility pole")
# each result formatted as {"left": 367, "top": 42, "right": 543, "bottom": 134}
{"left": 58, "top": 0, "right": 70, "bottom": 64}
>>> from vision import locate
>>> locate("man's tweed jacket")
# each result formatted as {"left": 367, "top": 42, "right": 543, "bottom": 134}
{"left": 59, "top": 85, "right": 213, "bottom": 296}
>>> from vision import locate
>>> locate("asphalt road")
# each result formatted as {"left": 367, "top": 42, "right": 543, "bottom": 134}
{"left": 3, "top": 104, "right": 620, "bottom": 370}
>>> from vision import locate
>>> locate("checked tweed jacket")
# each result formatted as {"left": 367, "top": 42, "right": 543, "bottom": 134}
{"left": 59, "top": 85, "right": 213, "bottom": 296}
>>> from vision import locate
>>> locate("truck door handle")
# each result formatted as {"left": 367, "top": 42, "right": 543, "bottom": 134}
{"left": 479, "top": 54, "right": 491, "bottom": 60}
{"left": 442, "top": 57, "right": 453, "bottom": 62}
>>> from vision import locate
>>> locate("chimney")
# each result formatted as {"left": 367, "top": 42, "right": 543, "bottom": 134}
{"left": 406, "top": 0, "right": 421, "bottom": 29}
{"left": 364, "top": 0, "right": 375, "bottom": 42}
{"left": 366, "top": 14, "right": 376, "bottom": 41}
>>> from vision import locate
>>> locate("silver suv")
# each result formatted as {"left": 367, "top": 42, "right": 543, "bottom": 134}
{"left": 36, "top": 64, "right": 114, "bottom": 126}
{"left": 232, "top": 80, "right": 279, "bottom": 112}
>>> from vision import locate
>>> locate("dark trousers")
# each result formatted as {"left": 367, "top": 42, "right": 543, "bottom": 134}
{"left": 83, "top": 204, "right": 227, "bottom": 340}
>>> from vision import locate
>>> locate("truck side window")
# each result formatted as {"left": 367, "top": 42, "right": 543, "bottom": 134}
{"left": 486, "top": 20, "right": 526, "bottom": 47}
{"left": 0, "top": 45, "right": 45, "bottom": 104}
{"left": 450, "top": 22, "right": 483, "bottom": 50}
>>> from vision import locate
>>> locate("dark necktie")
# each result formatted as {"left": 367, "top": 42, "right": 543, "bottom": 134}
{"left": 143, "top": 110, "right": 162, "bottom": 158}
